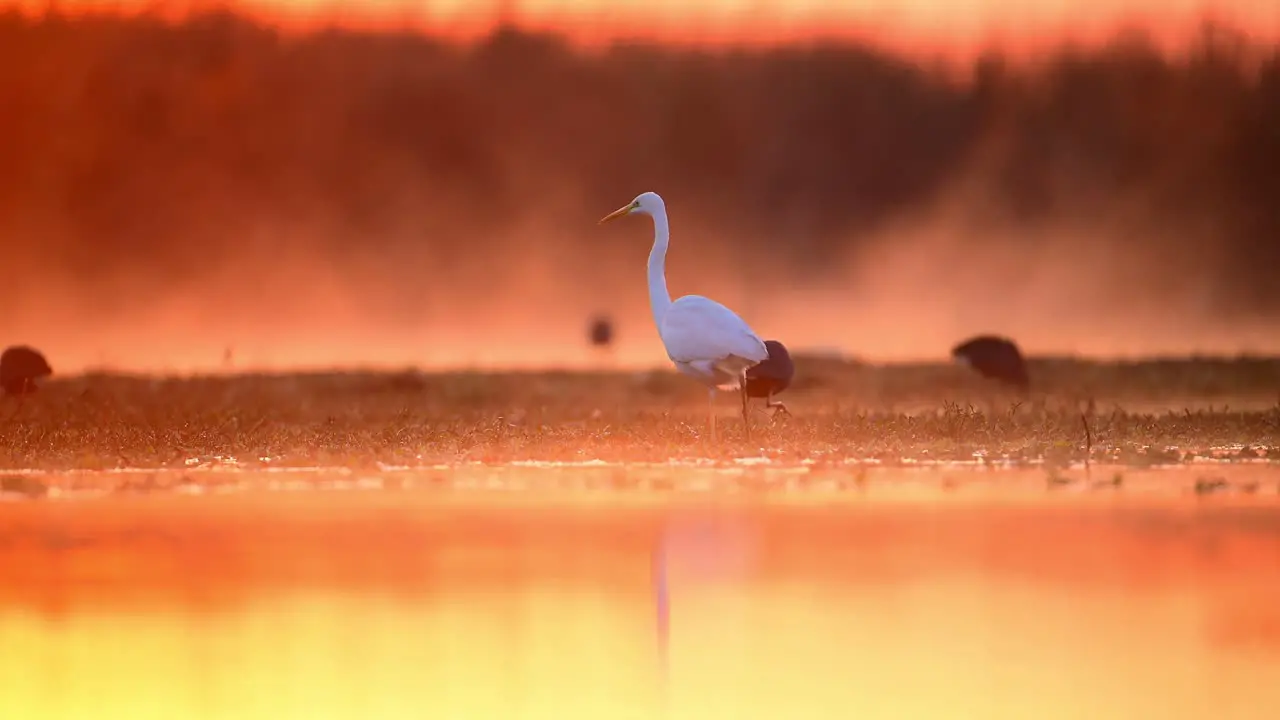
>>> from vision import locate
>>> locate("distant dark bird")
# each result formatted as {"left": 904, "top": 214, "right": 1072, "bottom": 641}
{"left": 1, "top": 345, "right": 53, "bottom": 396}
{"left": 588, "top": 315, "right": 614, "bottom": 348}
{"left": 951, "top": 334, "right": 1029, "bottom": 391}
{"left": 745, "top": 340, "right": 794, "bottom": 415}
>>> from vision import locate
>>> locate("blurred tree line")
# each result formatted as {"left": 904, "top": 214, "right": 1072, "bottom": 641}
{"left": 0, "top": 10, "right": 1277, "bottom": 312}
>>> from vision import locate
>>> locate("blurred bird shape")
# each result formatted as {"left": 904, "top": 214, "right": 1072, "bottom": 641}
{"left": 1, "top": 345, "right": 52, "bottom": 396}
{"left": 588, "top": 315, "right": 614, "bottom": 348}
{"left": 951, "top": 334, "right": 1030, "bottom": 392}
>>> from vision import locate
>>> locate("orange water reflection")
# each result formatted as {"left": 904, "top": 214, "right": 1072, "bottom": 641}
{"left": 2, "top": 489, "right": 1279, "bottom": 719}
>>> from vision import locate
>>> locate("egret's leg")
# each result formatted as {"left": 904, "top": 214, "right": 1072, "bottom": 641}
{"left": 739, "top": 378, "right": 752, "bottom": 442}
{"left": 766, "top": 393, "right": 791, "bottom": 417}
{"left": 707, "top": 388, "right": 717, "bottom": 443}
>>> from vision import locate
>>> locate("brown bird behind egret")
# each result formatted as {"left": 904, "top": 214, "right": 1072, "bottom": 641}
{"left": 745, "top": 339, "right": 794, "bottom": 416}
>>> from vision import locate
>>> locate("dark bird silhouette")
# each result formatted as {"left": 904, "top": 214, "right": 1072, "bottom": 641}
{"left": 1, "top": 345, "right": 53, "bottom": 396}
{"left": 951, "top": 335, "right": 1029, "bottom": 391}
{"left": 588, "top": 315, "right": 614, "bottom": 348}
{"left": 745, "top": 339, "right": 794, "bottom": 415}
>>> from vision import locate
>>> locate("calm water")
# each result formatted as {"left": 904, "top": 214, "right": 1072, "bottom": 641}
{"left": 2, "top": 466, "right": 1279, "bottom": 720}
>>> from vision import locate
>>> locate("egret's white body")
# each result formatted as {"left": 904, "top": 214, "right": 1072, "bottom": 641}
{"left": 600, "top": 191, "right": 768, "bottom": 440}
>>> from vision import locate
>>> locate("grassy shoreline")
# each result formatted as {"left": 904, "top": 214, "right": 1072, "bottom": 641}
{"left": 0, "top": 357, "right": 1277, "bottom": 469}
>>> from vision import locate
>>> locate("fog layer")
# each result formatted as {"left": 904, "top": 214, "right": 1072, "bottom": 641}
{"left": 1, "top": 13, "right": 1278, "bottom": 372}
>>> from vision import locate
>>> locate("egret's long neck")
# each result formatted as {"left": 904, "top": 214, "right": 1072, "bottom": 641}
{"left": 647, "top": 209, "right": 673, "bottom": 328}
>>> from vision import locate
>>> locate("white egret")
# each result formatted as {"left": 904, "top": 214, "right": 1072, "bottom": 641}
{"left": 599, "top": 191, "right": 768, "bottom": 441}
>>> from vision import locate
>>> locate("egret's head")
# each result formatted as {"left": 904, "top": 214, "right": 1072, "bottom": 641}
{"left": 599, "top": 191, "right": 664, "bottom": 224}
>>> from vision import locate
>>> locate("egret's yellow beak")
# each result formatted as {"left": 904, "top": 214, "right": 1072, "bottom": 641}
{"left": 598, "top": 202, "right": 634, "bottom": 225}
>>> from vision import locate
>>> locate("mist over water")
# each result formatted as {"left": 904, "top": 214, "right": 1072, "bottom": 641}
{"left": 2, "top": 11, "right": 1279, "bottom": 372}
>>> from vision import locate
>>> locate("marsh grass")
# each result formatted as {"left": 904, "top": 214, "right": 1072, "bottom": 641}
{"left": 0, "top": 356, "right": 1278, "bottom": 470}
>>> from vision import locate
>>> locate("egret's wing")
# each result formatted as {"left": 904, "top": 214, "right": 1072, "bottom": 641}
{"left": 661, "top": 295, "right": 768, "bottom": 365}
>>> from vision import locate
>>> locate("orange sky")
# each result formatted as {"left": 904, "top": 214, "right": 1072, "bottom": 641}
{"left": 7, "top": 0, "right": 1280, "bottom": 58}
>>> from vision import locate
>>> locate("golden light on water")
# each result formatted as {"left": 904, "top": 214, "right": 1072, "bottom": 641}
{"left": 2, "top": 477, "right": 1280, "bottom": 719}
{"left": 2, "top": 592, "right": 658, "bottom": 719}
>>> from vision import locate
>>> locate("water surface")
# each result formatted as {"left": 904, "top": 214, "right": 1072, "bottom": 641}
{"left": 2, "top": 466, "right": 1279, "bottom": 720}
